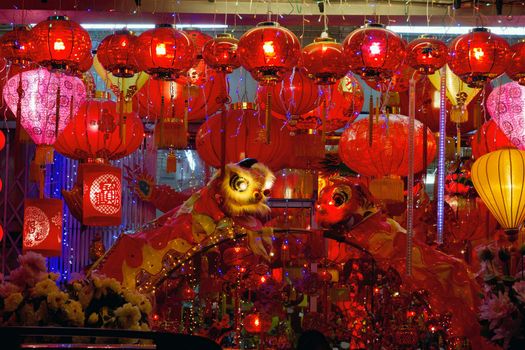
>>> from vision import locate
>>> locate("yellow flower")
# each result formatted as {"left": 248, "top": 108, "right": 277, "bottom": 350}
{"left": 19, "top": 303, "right": 38, "bottom": 326}
{"left": 32, "top": 278, "right": 59, "bottom": 298}
{"left": 63, "top": 300, "right": 85, "bottom": 326}
{"left": 47, "top": 291, "right": 68, "bottom": 310}
{"left": 123, "top": 290, "right": 152, "bottom": 315}
{"left": 78, "top": 285, "right": 94, "bottom": 308}
{"left": 114, "top": 303, "right": 141, "bottom": 329}
{"left": 36, "top": 301, "right": 48, "bottom": 323}
{"left": 102, "top": 278, "right": 122, "bottom": 294}
{"left": 4, "top": 292, "right": 23, "bottom": 312}
{"left": 48, "top": 272, "right": 60, "bottom": 281}
{"left": 140, "top": 322, "right": 150, "bottom": 331}
{"left": 87, "top": 312, "right": 99, "bottom": 325}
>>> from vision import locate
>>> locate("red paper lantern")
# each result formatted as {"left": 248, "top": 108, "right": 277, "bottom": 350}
{"left": 196, "top": 102, "right": 292, "bottom": 170}
{"left": 0, "top": 130, "right": 5, "bottom": 151}
{"left": 302, "top": 34, "right": 348, "bottom": 85}
{"left": 202, "top": 33, "right": 241, "bottom": 73}
{"left": 185, "top": 30, "right": 212, "bottom": 59}
{"left": 238, "top": 21, "right": 301, "bottom": 85}
{"left": 134, "top": 71, "right": 227, "bottom": 122}
{"left": 31, "top": 16, "right": 92, "bottom": 72}
{"left": 81, "top": 163, "right": 122, "bottom": 226}
{"left": 506, "top": 40, "right": 525, "bottom": 86}
{"left": 258, "top": 68, "right": 319, "bottom": 119}
{"left": 448, "top": 28, "right": 510, "bottom": 88}
{"left": 54, "top": 95, "right": 144, "bottom": 161}
{"left": 96, "top": 29, "right": 140, "bottom": 78}
{"left": 134, "top": 24, "right": 196, "bottom": 80}
{"left": 343, "top": 23, "right": 406, "bottom": 80}
{"left": 0, "top": 26, "right": 34, "bottom": 66}
{"left": 471, "top": 120, "right": 515, "bottom": 159}
{"left": 323, "top": 73, "right": 364, "bottom": 131}
{"left": 23, "top": 198, "right": 63, "bottom": 257}
{"left": 0, "top": 225, "right": 3, "bottom": 242}
{"left": 338, "top": 114, "right": 436, "bottom": 177}
{"left": 174, "top": 31, "right": 213, "bottom": 86}
{"left": 406, "top": 37, "right": 448, "bottom": 74}
{"left": 244, "top": 313, "right": 272, "bottom": 333}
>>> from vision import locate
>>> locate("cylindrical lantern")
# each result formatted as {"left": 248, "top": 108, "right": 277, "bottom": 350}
{"left": 81, "top": 163, "right": 122, "bottom": 226}
{"left": 134, "top": 24, "right": 195, "bottom": 80}
{"left": 343, "top": 23, "right": 406, "bottom": 80}
{"left": 202, "top": 33, "right": 241, "bottom": 73}
{"left": 96, "top": 29, "right": 140, "bottom": 78}
{"left": 448, "top": 28, "right": 510, "bottom": 88}
{"left": 471, "top": 120, "right": 515, "bottom": 159}
{"left": 471, "top": 149, "right": 525, "bottom": 241}
{"left": 54, "top": 93, "right": 144, "bottom": 161}
{"left": 302, "top": 34, "right": 348, "bottom": 85}
{"left": 0, "top": 26, "right": 34, "bottom": 66}
{"left": 196, "top": 102, "right": 292, "bottom": 170}
{"left": 23, "top": 198, "right": 63, "bottom": 257}
{"left": 31, "top": 16, "right": 92, "bottom": 72}
{"left": 238, "top": 21, "right": 301, "bottom": 85}
{"left": 406, "top": 37, "right": 448, "bottom": 75}
{"left": 507, "top": 40, "right": 525, "bottom": 86}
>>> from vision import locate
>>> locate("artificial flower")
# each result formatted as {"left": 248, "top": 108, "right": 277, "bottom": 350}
{"left": 87, "top": 312, "right": 100, "bottom": 325}
{"left": 114, "top": 303, "right": 141, "bottom": 329}
{"left": 4, "top": 292, "right": 23, "bottom": 312}
{"left": 78, "top": 285, "right": 94, "bottom": 308}
{"left": 512, "top": 280, "right": 525, "bottom": 304}
{"left": 19, "top": 303, "right": 38, "bottom": 325}
{"left": 123, "top": 290, "right": 152, "bottom": 315}
{"left": 491, "top": 317, "right": 522, "bottom": 349}
{"left": 0, "top": 281, "right": 21, "bottom": 298}
{"left": 480, "top": 292, "right": 517, "bottom": 329}
{"left": 32, "top": 278, "right": 59, "bottom": 298}
{"left": 63, "top": 300, "right": 85, "bottom": 326}
{"left": 47, "top": 291, "right": 69, "bottom": 310}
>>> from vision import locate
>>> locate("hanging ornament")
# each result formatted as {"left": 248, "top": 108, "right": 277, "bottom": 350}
{"left": 54, "top": 92, "right": 144, "bottom": 161}
{"left": 202, "top": 33, "right": 241, "bottom": 73}
{"left": 134, "top": 24, "right": 195, "bottom": 81}
{"left": 0, "top": 25, "right": 34, "bottom": 67}
{"left": 31, "top": 16, "right": 92, "bottom": 72}
{"left": 2, "top": 67, "right": 86, "bottom": 163}
{"left": 447, "top": 28, "right": 510, "bottom": 88}
{"left": 23, "top": 198, "right": 63, "bottom": 257}
{"left": 343, "top": 23, "right": 406, "bottom": 81}
{"left": 471, "top": 120, "right": 515, "bottom": 159}
{"left": 321, "top": 73, "right": 364, "bottom": 131}
{"left": 486, "top": 81, "right": 525, "bottom": 149}
{"left": 365, "top": 64, "right": 421, "bottom": 93}
{"left": 506, "top": 40, "right": 525, "bottom": 86}
{"left": 302, "top": 33, "right": 348, "bottom": 85}
{"left": 96, "top": 29, "right": 140, "bottom": 78}
{"left": 406, "top": 36, "right": 448, "bottom": 75}
{"left": 471, "top": 149, "right": 525, "bottom": 242}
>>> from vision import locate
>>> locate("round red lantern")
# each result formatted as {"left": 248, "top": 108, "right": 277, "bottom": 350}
{"left": 302, "top": 34, "right": 348, "bottom": 85}
{"left": 202, "top": 33, "right": 241, "bottom": 73}
{"left": 406, "top": 37, "right": 448, "bottom": 74}
{"left": 196, "top": 102, "right": 292, "bottom": 171}
{"left": 448, "top": 28, "right": 510, "bottom": 88}
{"left": 506, "top": 40, "right": 525, "bottom": 86}
{"left": 0, "top": 26, "right": 34, "bottom": 66}
{"left": 323, "top": 73, "right": 364, "bottom": 131}
{"left": 134, "top": 69, "right": 227, "bottom": 122}
{"left": 365, "top": 64, "right": 421, "bottom": 93}
{"left": 238, "top": 21, "right": 301, "bottom": 85}
{"left": 244, "top": 313, "right": 272, "bottom": 333}
{"left": 471, "top": 120, "right": 515, "bottom": 159}
{"left": 31, "top": 16, "right": 92, "bottom": 72}
{"left": 0, "top": 130, "right": 5, "bottom": 151}
{"left": 339, "top": 114, "right": 436, "bottom": 177}
{"left": 54, "top": 94, "right": 144, "bottom": 161}
{"left": 96, "top": 29, "right": 139, "bottom": 78}
{"left": 185, "top": 30, "right": 212, "bottom": 59}
{"left": 134, "top": 24, "right": 196, "bottom": 80}
{"left": 258, "top": 68, "right": 319, "bottom": 119}
{"left": 343, "top": 23, "right": 406, "bottom": 80}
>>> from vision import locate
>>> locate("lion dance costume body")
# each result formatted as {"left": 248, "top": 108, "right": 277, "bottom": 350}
{"left": 316, "top": 178, "right": 484, "bottom": 347}
{"left": 92, "top": 159, "right": 275, "bottom": 292}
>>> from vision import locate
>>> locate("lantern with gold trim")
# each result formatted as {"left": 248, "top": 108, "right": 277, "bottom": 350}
{"left": 23, "top": 198, "right": 63, "bottom": 257}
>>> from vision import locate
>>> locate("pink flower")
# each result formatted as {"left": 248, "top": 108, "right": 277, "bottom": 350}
{"left": 0, "top": 282, "right": 21, "bottom": 298}
{"left": 479, "top": 292, "right": 517, "bottom": 329}
{"left": 513, "top": 280, "right": 525, "bottom": 304}
{"left": 18, "top": 252, "right": 47, "bottom": 274}
{"left": 9, "top": 252, "right": 48, "bottom": 288}
{"left": 491, "top": 317, "right": 522, "bottom": 349}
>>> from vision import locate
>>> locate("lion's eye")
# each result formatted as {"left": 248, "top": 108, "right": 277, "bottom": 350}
{"left": 230, "top": 174, "right": 249, "bottom": 192}
{"left": 332, "top": 191, "right": 348, "bottom": 207}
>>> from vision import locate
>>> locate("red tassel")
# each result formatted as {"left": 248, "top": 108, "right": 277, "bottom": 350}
{"left": 166, "top": 150, "right": 177, "bottom": 173}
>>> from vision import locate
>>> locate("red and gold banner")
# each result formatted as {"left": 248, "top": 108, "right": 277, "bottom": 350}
{"left": 23, "top": 198, "right": 63, "bottom": 257}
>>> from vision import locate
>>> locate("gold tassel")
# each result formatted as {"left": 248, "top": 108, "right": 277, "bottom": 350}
{"left": 265, "top": 89, "right": 271, "bottom": 144}
{"left": 166, "top": 150, "right": 177, "bottom": 173}
{"left": 375, "top": 97, "right": 380, "bottom": 123}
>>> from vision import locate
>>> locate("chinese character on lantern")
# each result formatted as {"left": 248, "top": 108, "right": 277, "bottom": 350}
{"left": 82, "top": 163, "right": 122, "bottom": 226}
{"left": 23, "top": 198, "right": 63, "bottom": 257}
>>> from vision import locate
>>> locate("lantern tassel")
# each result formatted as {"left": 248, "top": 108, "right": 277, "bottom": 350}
{"left": 220, "top": 104, "right": 228, "bottom": 177}
{"left": 456, "top": 124, "right": 461, "bottom": 158}
{"left": 159, "top": 95, "right": 165, "bottom": 148}
{"left": 55, "top": 84, "right": 61, "bottom": 138}
{"left": 368, "top": 95, "right": 374, "bottom": 146}
{"left": 322, "top": 95, "right": 327, "bottom": 143}
{"left": 265, "top": 89, "right": 271, "bottom": 144}
{"left": 166, "top": 150, "right": 177, "bottom": 173}
{"left": 119, "top": 90, "right": 127, "bottom": 145}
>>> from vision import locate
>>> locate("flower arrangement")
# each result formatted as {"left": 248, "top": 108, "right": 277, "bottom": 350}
{"left": 445, "top": 170, "right": 475, "bottom": 196}
{"left": 478, "top": 244, "right": 525, "bottom": 349}
{"left": 0, "top": 252, "right": 152, "bottom": 336}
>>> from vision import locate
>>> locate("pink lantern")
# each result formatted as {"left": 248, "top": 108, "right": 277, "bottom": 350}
{"left": 486, "top": 82, "right": 525, "bottom": 150}
{"left": 3, "top": 68, "right": 86, "bottom": 151}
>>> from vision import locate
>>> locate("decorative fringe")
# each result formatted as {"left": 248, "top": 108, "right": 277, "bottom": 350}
{"left": 450, "top": 105, "right": 468, "bottom": 124}
{"left": 265, "top": 89, "right": 271, "bottom": 144}
{"left": 155, "top": 120, "right": 188, "bottom": 149}
{"left": 35, "top": 145, "right": 54, "bottom": 165}
{"left": 166, "top": 150, "right": 177, "bottom": 174}
{"left": 293, "top": 131, "right": 324, "bottom": 159}
{"left": 472, "top": 99, "right": 482, "bottom": 130}
{"left": 369, "top": 176, "right": 404, "bottom": 203}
